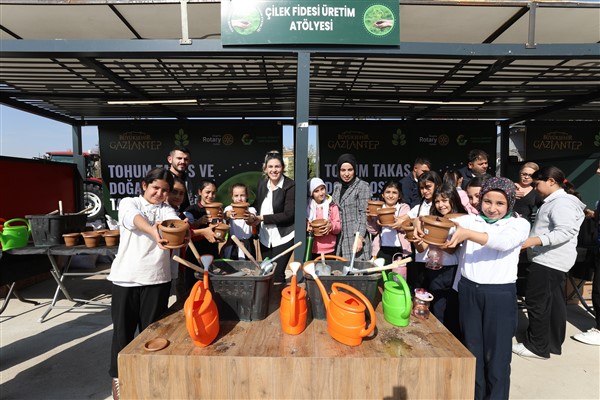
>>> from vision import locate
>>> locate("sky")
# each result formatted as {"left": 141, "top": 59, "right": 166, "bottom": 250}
{"left": 0, "top": 105, "right": 298, "bottom": 159}
{"left": 0, "top": 105, "right": 100, "bottom": 159}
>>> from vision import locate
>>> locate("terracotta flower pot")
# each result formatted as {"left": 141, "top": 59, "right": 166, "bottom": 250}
{"left": 231, "top": 202, "right": 249, "bottom": 219}
{"left": 63, "top": 232, "right": 80, "bottom": 247}
{"left": 204, "top": 203, "right": 223, "bottom": 220}
{"left": 310, "top": 218, "right": 328, "bottom": 237}
{"left": 103, "top": 230, "right": 120, "bottom": 247}
{"left": 80, "top": 231, "right": 101, "bottom": 248}
{"left": 213, "top": 223, "right": 230, "bottom": 242}
{"left": 377, "top": 208, "right": 396, "bottom": 226}
{"left": 367, "top": 200, "right": 384, "bottom": 217}
{"left": 420, "top": 215, "right": 455, "bottom": 246}
{"left": 400, "top": 219, "right": 417, "bottom": 240}
{"left": 443, "top": 213, "right": 467, "bottom": 221}
{"left": 158, "top": 219, "right": 188, "bottom": 247}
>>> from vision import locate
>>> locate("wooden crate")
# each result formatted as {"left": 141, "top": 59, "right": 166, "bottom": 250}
{"left": 119, "top": 300, "right": 475, "bottom": 399}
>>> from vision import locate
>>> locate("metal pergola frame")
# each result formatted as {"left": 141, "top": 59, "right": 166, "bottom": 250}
{"left": 2, "top": 0, "right": 599, "bottom": 259}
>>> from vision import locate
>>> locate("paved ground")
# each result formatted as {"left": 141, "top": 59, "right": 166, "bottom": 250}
{"left": 1, "top": 260, "right": 598, "bottom": 399}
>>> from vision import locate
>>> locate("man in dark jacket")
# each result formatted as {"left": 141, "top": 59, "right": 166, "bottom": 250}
{"left": 400, "top": 157, "right": 431, "bottom": 208}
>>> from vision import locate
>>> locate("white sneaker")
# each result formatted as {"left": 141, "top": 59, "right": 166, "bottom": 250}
{"left": 512, "top": 342, "right": 549, "bottom": 360}
{"left": 573, "top": 328, "right": 600, "bottom": 346}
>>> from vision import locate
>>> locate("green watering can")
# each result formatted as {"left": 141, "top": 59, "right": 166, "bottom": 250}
{"left": 382, "top": 270, "right": 412, "bottom": 327}
{"left": 0, "top": 218, "right": 31, "bottom": 251}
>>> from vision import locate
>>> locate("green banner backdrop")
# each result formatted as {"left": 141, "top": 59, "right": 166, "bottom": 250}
{"left": 221, "top": 0, "right": 399, "bottom": 46}
{"left": 317, "top": 121, "right": 497, "bottom": 196}
{"left": 525, "top": 121, "right": 600, "bottom": 160}
{"left": 98, "top": 121, "right": 282, "bottom": 214}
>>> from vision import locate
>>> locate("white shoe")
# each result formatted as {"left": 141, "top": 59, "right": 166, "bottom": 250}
{"left": 573, "top": 328, "right": 600, "bottom": 346}
{"left": 512, "top": 342, "right": 548, "bottom": 360}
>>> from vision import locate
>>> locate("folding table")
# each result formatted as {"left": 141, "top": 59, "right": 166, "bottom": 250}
{"left": 7, "top": 244, "right": 117, "bottom": 322}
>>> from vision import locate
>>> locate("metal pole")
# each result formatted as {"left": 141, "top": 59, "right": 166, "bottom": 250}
{"left": 294, "top": 51, "right": 310, "bottom": 264}
{"left": 179, "top": 0, "right": 192, "bottom": 45}
{"left": 72, "top": 124, "right": 86, "bottom": 211}
{"left": 526, "top": 2, "right": 537, "bottom": 49}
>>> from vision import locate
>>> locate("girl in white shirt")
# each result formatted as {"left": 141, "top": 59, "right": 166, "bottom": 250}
{"left": 108, "top": 168, "right": 181, "bottom": 395}
{"left": 417, "top": 183, "right": 466, "bottom": 337}
{"left": 404, "top": 170, "right": 442, "bottom": 290}
{"left": 446, "top": 177, "right": 530, "bottom": 400}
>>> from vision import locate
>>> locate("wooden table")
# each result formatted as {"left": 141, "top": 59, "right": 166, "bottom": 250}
{"left": 119, "top": 295, "right": 475, "bottom": 399}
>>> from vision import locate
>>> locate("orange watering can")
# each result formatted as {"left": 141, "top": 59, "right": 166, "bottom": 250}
{"left": 280, "top": 262, "right": 308, "bottom": 335}
{"left": 303, "top": 262, "right": 376, "bottom": 346}
{"left": 184, "top": 263, "right": 219, "bottom": 347}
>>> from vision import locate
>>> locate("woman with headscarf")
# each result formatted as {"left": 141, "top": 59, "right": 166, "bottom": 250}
{"left": 332, "top": 153, "right": 372, "bottom": 260}
{"left": 445, "top": 177, "right": 531, "bottom": 400}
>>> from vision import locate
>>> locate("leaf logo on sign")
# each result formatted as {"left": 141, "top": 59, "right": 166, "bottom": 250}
{"left": 392, "top": 129, "right": 406, "bottom": 146}
{"left": 594, "top": 132, "right": 600, "bottom": 147}
{"left": 175, "top": 129, "right": 189, "bottom": 146}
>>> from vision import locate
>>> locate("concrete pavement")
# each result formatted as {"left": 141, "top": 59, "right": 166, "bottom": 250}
{"left": 1, "top": 262, "right": 598, "bottom": 399}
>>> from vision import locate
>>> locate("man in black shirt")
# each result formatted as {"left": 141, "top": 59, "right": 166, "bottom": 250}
{"left": 167, "top": 145, "right": 195, "bottom": 212}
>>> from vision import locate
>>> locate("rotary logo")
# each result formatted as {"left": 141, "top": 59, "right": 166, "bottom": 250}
{"left": 222, "top": 134, "right": 234, "bottom": 146}
{"left": 438, "top": 134, "right": 450, "bottom": 146}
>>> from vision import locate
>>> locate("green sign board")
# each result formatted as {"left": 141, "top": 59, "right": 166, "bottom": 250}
{"left": 221, "top": 0, "right": 399, "bottom": 46}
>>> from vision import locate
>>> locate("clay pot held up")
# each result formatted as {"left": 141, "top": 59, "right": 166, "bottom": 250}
{"left": 443, "top": 213, "right": 468, "bottom": 222}
{"left": 204, "top": 203, "right": 223, "bottom": 220}
{"left": 310, "top": 219, "right": 328, "bottom": 237}
{"left": 377, "top": 208, "right": 396, "bottom": 226}
{"left": 213, "top": 223, "right": 230, "bottom": 242}
{"left": 230, "top": 202, "right": 249, "bottom": 219}
{"left": 420, "top": 215, "right": 455, "bottom": 246}
{"left": 367, "top": 200, "right": 384, "bottom": 217}
{"left": 400, "top": 219, "right": 417, "bottom": 240}
{"left": 158, "top": 219, "right": 188, "bottom": 247}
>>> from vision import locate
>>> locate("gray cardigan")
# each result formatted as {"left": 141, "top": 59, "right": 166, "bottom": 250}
{"left": 527, "top": 189, "right": 585, "bottom": 272}
{"left": 332, "top": 178, "right": 372, "bottom": 260}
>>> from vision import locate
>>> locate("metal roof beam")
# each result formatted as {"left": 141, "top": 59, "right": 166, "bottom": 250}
{"left": 78, "top": 57, "right": 187, "bottom": 120}
{"left": 0, "top": 97, "right": 80, "bottom": 124}
{"left": 508, "top": 88, "right": 600, "bottom": 123}
{"left": 2, "top": 0, "right": 599, "bottom": 7}
{"left": 2, "top": 40, "right": 598, "bottom": 60}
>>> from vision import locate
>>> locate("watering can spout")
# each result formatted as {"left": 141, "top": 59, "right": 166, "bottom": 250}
{"left": 303, "top": 262, "right": 330, "bottom": 312}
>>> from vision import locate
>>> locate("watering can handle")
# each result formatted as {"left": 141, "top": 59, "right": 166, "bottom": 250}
{"left": 392, "top": 273, "right": 413, "bottom": 318}
{"left": 185, "top": 280, "right": 212, "bottom": 338}
{"left": 5, "top": 218, "right": 31, "bottom": 232}
{"left": 331, "top": 283, "right": 376, "bottom": 338}
{"left": 289, "top": 275, "right": 298, "bottom": 327}
{"left": 185, "top": 280, "right": 202, "bottom": 337}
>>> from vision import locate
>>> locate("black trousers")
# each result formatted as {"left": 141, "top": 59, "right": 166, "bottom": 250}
{"left": 109, "top": 282, "right": 171, "bottom": 378}
{"left": 377, "top": 245, "right": 406, "bottom": 265}
{"left": 459, "top": 277, "right": 517, "bottom": 400}
{"left": 424, "top": 265, "right": 460, "bottom": 338}
{"left": 407, "top": 261, "right": 426, "bottom": 292}
{"left": 524, "top": 262, "right": 567, "bottom": 357}
{"left": 260, "top": 238, "right": 295, "bottom": 283}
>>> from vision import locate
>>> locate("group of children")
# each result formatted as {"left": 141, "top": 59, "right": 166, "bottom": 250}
{"left": 304, "top": 165, "right": 533, "bottom": 400}
{"left": 108, "top": 154, "right": 585, "bottom": 400}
